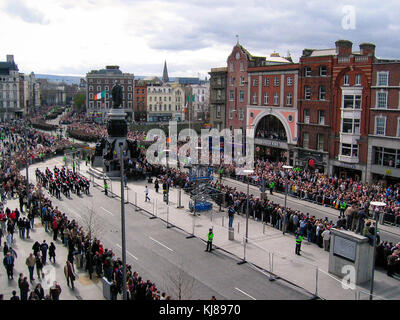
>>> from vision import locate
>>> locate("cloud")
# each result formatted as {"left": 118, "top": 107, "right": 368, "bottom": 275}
{"left": 4, "top": 0, "right": 49, "bottom": 24}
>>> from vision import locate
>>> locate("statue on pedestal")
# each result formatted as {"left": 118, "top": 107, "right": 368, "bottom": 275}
{"left": 111, "top": 81, "right": 123, "bottom": 108}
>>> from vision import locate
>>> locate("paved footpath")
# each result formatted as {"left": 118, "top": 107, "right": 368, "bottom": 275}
{"left": 0, "top": 197, "right": 104, "bottom": 300}
{"left": 76, "top": 160, "right": 400, "bottom": 300}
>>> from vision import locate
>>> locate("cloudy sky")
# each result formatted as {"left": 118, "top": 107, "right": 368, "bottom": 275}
{"left": 1, "top": 0, "right": 399, "bottom": 78}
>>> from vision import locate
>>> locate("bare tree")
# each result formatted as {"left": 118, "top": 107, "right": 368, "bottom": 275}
{"left": 81, "top": 201, "right": 104, "bottom": 241}
{"left": 163, "top": 260, "right": 196, "bottom": 300}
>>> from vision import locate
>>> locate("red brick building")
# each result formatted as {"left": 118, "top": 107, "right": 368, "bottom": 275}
{"left": 134, "top": 79, "right": 147, "bottom": 122}
{"left": 367, "top": 58, "right": 400, "bottom": 183}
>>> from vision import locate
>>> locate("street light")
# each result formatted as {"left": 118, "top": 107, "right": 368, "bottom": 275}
{"left": 282, "top": 165, "right": 293, "bottom": 211}
{"left": 369, "top": 201, "right": 386, "bottom": 300}
{"left": 242, "top": 169, "right": 254, "bottom": 243}
{"left": 119, "top": 142, "right": 127, "bottom": 300}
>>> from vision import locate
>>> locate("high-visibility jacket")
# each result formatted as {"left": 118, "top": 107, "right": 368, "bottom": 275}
{"left": 340, "top": 202, "right": 347, "bottom": 210}
{"left": 296, "top": 235, "right": 303, "bottom": 244}
{"left": 207, "top": 232, "right": 214, "bottom": 241}
{"left": 104, "top": 184, "right": 108, "bottom": 190}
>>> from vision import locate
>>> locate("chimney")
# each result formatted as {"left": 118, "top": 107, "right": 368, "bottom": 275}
{"left": 270, "top": 52, "right": 280, "bottom": 57}
{"left": 6, "top": 55, "right": 14, "bottom": 63}
{"left": 359, "top": 43, "right": 375, "bottom": 57}
{"left": 335, "top": 40, "right": 353, "bottom": 56}
{"left": 302, "top": 49, "right": 313, "bottom": 57}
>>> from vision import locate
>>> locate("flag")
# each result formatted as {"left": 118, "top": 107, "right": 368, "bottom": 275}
{"left": 94, "top": 91, "right": 106, "bottom": 101}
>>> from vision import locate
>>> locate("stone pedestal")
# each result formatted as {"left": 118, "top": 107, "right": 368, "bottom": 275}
{"left": 103, "top": 109, "right": 129, "bottom": 178}
{"left": 328, "top": 229, "right": 374, "bottom": 285}
{"left": 228, "top": 227, "right": 234, "bottom": 241}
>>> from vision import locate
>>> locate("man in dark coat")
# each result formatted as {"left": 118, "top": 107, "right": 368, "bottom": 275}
{"left": 3, "top": 252, "right": 14, "bottom": 279}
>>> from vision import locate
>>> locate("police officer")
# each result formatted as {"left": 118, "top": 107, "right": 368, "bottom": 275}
{"left": 295, "top": 229, "right": 303, "bottom": 255}
{"left": 205, "top": 228, "right": 214, "bottom": 252}
{"left": 104, "top": 180, "right": 108, "bottom": 196}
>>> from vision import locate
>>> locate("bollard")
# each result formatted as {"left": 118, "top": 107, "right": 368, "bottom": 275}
{"left": 222, "top": 216, "right": 224, "bottom": 227}
{"left": 177, "top": 188, "right": 184, "bottom": 209}
{"left": 211, "top": 210, "right": 213, "bottom": 222}
{"left": 263, "top": 222, "right": 265, "bottom": 234}
{"left": 269, "top": 252, "right": 275, "bottom": 281}
{"left": 186, "top": 214, "right": 195, "bottom": 239}
{"left": 315, "top": 267, "right": 319, "bottom": 297}
{"left": 125, "top": 186, "right": 129, "bottom": 204}
{"left": 237, "top": 222, "right": 239, "bottom": 234}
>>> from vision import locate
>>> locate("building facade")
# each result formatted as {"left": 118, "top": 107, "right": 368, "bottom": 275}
{"left": 0, "top": 55, "right": 22, "bottom": 120}
{"left": 209, "top": 67, "right": 227, "bottom": 131}
{"left": 86, "top": 65, "right": 134, "bottom": 122}
{"left": 190, "top": 83, "right": 210, "bottom": 121}
{"left": 367, "top": 58, "right": 400, "bottom": 183}
{"left": 133, "top": 79, "right": 147, "bottom": 122}
{"left": 147, "top": 83, "right": 184, "bottom": 122}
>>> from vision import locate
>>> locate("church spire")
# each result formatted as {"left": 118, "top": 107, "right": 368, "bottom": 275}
{"left": 162, "top": 60, "right": 169, "bottom": 83}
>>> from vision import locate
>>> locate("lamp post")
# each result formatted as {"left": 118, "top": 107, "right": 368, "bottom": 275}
{"left": 163, "top": 149, "right": 171, "bottom": 204}
{"left": 25, "top": 125, "right": 30, "bottom": 203}
{"left": 369, "top": 201, "right": 386, "bottom": 300}
{"left": 242, "top": 169, "right": 254, "bottom": 243}
{"left": 119, "top": 142, "right": 127, "bottom": 300}
{"left": 282, "top": 165, "right": 293, "bottom": 211}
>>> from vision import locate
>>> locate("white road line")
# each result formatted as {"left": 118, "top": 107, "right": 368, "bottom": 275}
{"left": 69, "top": 209, "right": 82, "bottom": 219}
{"left": 149, "top": 237, "right": 174, "bottom": 252}
{"left": 100, "top": 207, "right": 114, "bottom": 216}
{"left": 235, "top": 287, "right": 256, "bottom": 300}
{"left": 116, "top": 244, "right": 138, "bottom": 260}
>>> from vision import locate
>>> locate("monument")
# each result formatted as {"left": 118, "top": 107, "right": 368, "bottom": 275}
{"left": 328, "top": 228, "right": 374, "bottom": 285}
{"left": 102, "top": 81, "right": 130, "bottom": 177}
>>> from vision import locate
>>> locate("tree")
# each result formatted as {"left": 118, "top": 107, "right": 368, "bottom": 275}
{"left": 73, "top": 93, "right": 86, "bottom": 112}
{"left": 82, "top": 201, "right": 104, "bottom": 241}
{"left": 163, "top": 260, "right": 196, "bottom": 300}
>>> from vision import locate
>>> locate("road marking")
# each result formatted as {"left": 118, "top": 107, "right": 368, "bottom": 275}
{"left": 149, "top": 237, "right": 174, "bottom": 252}
{"left": 116, "top": 244, "right": 138, "bottom": 260}
{"left": 100, "top": 207, "right": 114, "bottom": 216}
{"left": 235, "top": 287, "right": 256, "bottom": 300}
{"left": 69, "top": 209, "right": 82, "bottom": 219}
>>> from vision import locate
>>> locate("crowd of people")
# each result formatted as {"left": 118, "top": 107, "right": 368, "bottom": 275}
{"left": 222, "top": 160, "right": 400, "bottom": 225}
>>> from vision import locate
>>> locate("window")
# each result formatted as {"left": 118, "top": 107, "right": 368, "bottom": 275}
{"left": 149, "top": 106, "right": 152, "bottom": 111}
{"left": 252, "top": 78, "right": 258, "bottom": 86}
{"left": 377, "top": 91, "right": 388, "bottom": 108}
{"left": 168, "top": 105, "right": 171, "bottom": 111}
{"left": 320, "top": 66, "right": 327, "bottom": 76}
{"left": 97, "top": 86, "right": 101, "bottom": 91}
{"left": 264, "top": 78, "right": 270, "bottom": 86}
{"left": 230, "top": 61, "right": 234, "bottom": 72}
{"left": 287, "top": 77, "right": 293, "bottom": 86}
{"left": 318, "top": 110, "right": 325, "bottom": 125}
{"left": 229, "top": 108, "right": 234, "bottom": 119}
{"left": 264, "top": 93, "right": 269, "bottom": 105}
{"left": 286, "top": 93, "right": 292, "bottom": 106}
{"left": 377, "top": 72, "right": 389, "bottom": 86}
{"left": 239, "top": 108, "right": 244, "bottom": 120}
{"left": 317, "top": 134, "right": 324, "bottom": 151}
{"left": 304, "top": 109, "right": 310, "bottom": 123}
{"left": 341, "top": 143, "right": 358, "bottom": 157}
{"left": 230, "top": 77, "right": 234, "bottom": 86}
{"left": 240, "top": 76, "right": 245, "bottom": 86}
{"left": 89, "top": 85, "right": 93, "bottom": 91}
{"left": 319, "top": 86, "right": 326, "bottom": 100}
{"left": 343, "top": 95, "right": 361, "bottom": 109}
{"left": 303, "top": 133, "right": 309, "bottom": 149}
{"left": 274, "top": 77, "right": 279, "bottom": 86}
{"left": 355, "top": 74, "right": 361, "bottom": 85}
{"left": 342, "top": 118, "right": 360, "bottom": 134}
{"left": 273, "top": 93, "right": 279, "bottom": 105}
{"left": 89, "top": 101, "right": 94, "bottom": 108}
{"left": 128, "top": 93, "right": 132, "bottom": 99}
{"left": 252, "top": 92, "right": 257, "bottom": 104}
{"left": 216, "top": 105, "right": 221, "bottom": 118}
{"left": 229, "top": 90, "right": 234, "bottom": 101}
{"left": 240, "top": 61, "right": 244, "bottom": 71}
{"left": 305, "top": 67, "right": 312, "bottom": 77}
{"left": 239, "top": 90, "right": 244, "bottom": 102}
{"left": 375, "top": 117, "right": 386, "bottom": 135}
{"left": 89, "top": 93, "right": 93, "bottom": 99}
{"left": 304, "top": 86, "right": 311, "bottom": 100}
{"left": 343, "top": 75, "right": 349, "bottom": 85}
{"left": 217, "top": 77, "right": 222, "bottom": 86}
